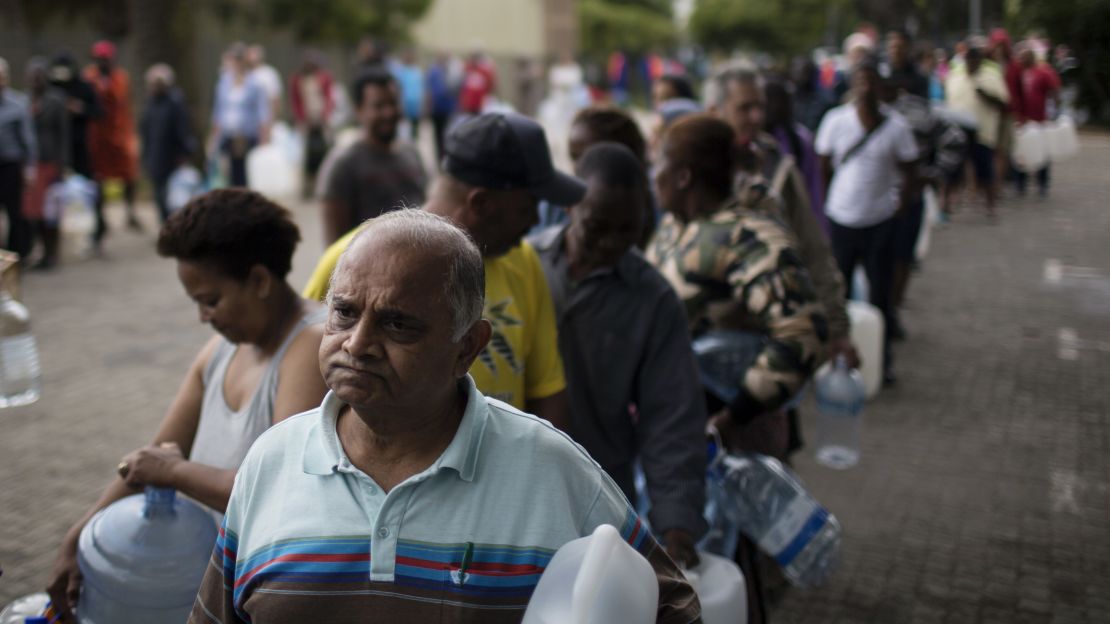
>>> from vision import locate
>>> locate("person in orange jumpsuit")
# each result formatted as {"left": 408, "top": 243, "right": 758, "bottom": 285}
{"left": 84, "top": 40, "right": 141, "bottom": 247}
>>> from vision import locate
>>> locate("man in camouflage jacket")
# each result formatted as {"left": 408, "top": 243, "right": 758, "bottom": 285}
{"left": 647, "top": 190, "right": 829, "bottom": 440}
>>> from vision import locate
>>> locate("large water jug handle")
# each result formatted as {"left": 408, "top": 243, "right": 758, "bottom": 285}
{"left": 142, "top": 486, "right": 177, "bottom": 519}
{"left": 570, "top": 524, "right": 621, "bottom": 624}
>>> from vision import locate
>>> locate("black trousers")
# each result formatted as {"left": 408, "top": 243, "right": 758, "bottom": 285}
{"left": 829, "top": 216, "right": 897, "bottom": 371}
{"left": 1015, "top": 165, "right": 1050, "bottom": 194}
{"left": 221, "top": 136, "right": 257, "bottom": 188}
{"left": 152, "top": 178, "right": 170, "bottom": 223}
{"left": 432, "top": 113, "right": 451, "bottom": 165}
{"left": 0, "top": 163, "right": 32, "bottom": 259}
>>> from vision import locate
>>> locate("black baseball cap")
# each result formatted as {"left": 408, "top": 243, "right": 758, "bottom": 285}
{"left": 443, "top": 113, "right": 587, "bottom": 206}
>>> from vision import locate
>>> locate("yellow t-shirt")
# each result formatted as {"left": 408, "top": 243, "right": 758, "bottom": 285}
{"left": 303, "top": 234, "right": 565, "bottom": 410}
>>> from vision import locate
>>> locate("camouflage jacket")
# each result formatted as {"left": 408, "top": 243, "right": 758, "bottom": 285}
{"left": 747, "top": 132, "right": 851, "bottom": 343}
{"left": 647, "top": 196, "right": 829, "bottom": 422}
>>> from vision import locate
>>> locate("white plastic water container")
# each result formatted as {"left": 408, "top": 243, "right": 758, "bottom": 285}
{"left": 846, "top": 301, "right": 883, "bottom": 399}
{"left": 1012, "top": 122, "right": 1048, "bottom": 172}
{"left": 522, "top": 524, "right": 657, "bottom": 624}
{"left": 166, "top": 165, "right": 204, "bottom": 214}
{"left": 0, "top": 593, "right": 49, "bottom": 623}
{"left": 683, "top": 552, "right": 747, "bottom": 624}
{"left": 246, "top": 141, "right": 298, "bottom": 199}
{"left": 814, "top": 356, "right": 866, "bottom": 469}
{"left": 915, "top": 186, "right": 940, "bottom": 262}
{"left": 60, "top": 175, "right": 97, "bottom": 260}
{"left": 77, "top": 487, "right": 217, "bottom": 623}
{"left": 1045, "top": 116, "right": 1079, "bottom": 162}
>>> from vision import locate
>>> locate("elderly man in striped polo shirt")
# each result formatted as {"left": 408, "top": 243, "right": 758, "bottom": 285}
{"left": 189, "top": 209, "right": 701, "bottom": 623}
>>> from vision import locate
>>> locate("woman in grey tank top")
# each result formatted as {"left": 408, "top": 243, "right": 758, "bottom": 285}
{"left": 47, "top": 190, "right": 329, "bottom": 617}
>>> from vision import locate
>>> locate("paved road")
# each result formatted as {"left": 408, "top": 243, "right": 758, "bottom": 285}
{"left": 1, "top": 137, "right": 1108, "bottom": 623}
{"left": 776, "top": 136, "right": 1110, "bottom": 623}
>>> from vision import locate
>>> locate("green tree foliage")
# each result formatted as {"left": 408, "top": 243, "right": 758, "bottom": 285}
{"left": 261, "top": 0, "right": 433, "bottom": 45}
{"left": 579, "top": 0, "right": 677, "bottom": 58}
{"left": 688, "top": 0, "right": 836, "bottom": 56}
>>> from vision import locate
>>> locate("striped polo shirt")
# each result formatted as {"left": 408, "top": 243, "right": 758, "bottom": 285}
{"left": 190, "top": 376, "right": 700, "bottom": 623}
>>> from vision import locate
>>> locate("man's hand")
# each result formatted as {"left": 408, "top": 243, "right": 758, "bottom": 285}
{"left": 663, "top": 529, "right": 700, "bottom": 569}
{"left": 119, "top": 442, "right": 185, "bottom": 488}
{"left": 707, "top": 408, "right": 733, "bottom": 447}
{"left": 827, "top": 336, "right": 861, "bottom": 369}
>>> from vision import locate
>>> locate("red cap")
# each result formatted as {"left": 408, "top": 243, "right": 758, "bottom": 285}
{"left": 989, "top": 28, "right": 1011, "bottom": 47}
{"left": 91, "top": 40, "right": 116, "bottom": 60}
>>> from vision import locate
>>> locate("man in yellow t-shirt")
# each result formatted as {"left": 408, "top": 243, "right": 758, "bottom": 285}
{"left": 303, "top": 113, "right": 585, "bottom": 428}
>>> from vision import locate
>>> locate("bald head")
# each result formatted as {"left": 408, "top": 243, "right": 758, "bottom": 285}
{"left": 332, "top": 210, "right": 485, "bottom": 341}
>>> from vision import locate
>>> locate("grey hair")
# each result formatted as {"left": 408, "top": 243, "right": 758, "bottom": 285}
{"left": 0, "top": 58, "right": 9, "bottom": 78}
{"left": 710, "top": 64, "right": 765, "bottom": 108}
{"left": 328, "top": 208, "right": 485, "bottom": 342}
{"left": 145, "top": 63, "right": 175, "bottom": 87}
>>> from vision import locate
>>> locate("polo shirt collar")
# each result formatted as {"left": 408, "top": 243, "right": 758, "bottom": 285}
{"left": 302, "top": 375, "right": 489, "bottom": 483}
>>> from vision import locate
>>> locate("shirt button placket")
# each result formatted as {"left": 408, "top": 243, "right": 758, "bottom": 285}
{"left": 370, "top": 493, "right": 398, "bottom": 581}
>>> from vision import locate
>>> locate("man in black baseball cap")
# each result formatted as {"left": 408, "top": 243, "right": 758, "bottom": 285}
{"left": 435, "top": 112, "right": 586, "bottom": 257}
{"left": 302, "top": 112, "right": 580, "bottom": 429}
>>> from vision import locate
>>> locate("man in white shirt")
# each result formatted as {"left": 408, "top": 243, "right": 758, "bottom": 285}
{"left": 816, "top": 59, "right": 918, "bottom": 384}
{"left": 945, "top": 44, "right": 1010, "bottom": 216}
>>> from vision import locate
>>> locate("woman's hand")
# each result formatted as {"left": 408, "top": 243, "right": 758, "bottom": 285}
{"left": 46, "top": 535, "right": 82, "bottom": 623}
{"left": 118, "top": 442, "right": 185, "bottom": 489}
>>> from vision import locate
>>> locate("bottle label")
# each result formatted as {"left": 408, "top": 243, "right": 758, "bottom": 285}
{"left": 758, "top": 496, "right": 829, "bottom": 567}
{"left": 815, "top": 395, "right": 864, "bottom": 416}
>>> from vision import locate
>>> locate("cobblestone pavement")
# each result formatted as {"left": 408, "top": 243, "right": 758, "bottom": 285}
{"left": 2, "top": 138, "right": 1108, "bottom": 623}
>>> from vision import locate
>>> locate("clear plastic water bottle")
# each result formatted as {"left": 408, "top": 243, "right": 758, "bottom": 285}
{"left": 814, "top": 355, "right": 866, "bottom": 469}
{"left": 698, "top": 439, "right": 741, "bottom": 559}
{"left": 77, "top": 487, "right": 218, "bottom": 623}
{"left": 0, "top": 289, "right": 41, "bottom": 408}
{"left": 708, "top": 451, "right": 840, "bottom": 587}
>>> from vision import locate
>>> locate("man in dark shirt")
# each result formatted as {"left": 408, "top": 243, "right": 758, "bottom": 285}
{"left": 884, "top": 30, "right": 929, "bottom": 99}
{"left": 48, "top": 52, "right": 99, "bottom": 180}
{"left": 140, "top": 64, "right": 196, "bottom": 223}
{"left": 319, "top": 68, "right": 427, "bottom": 244}
{"left": 530, "top": 142, "right": 708, "bottom": 571}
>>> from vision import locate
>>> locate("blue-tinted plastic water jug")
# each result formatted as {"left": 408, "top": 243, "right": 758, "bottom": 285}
{"left": 76, "top": 487, "right": 218, "bottom": 623}
{"left": 814, "top": 355, "right": 866, "bottom": 469}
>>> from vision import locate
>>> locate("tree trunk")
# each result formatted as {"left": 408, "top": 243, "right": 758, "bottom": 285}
{"left": 0, "top": 0, "right": 33, "bottom": 86}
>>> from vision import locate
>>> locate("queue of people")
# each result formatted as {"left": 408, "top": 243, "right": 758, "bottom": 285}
{"left": 0, "top": 42, "right": 194, "bottom": 269}
{"left": 16, "top": 25, "right": 1076, "bottom": 624}
{"left": 36, "top": 65, "right": 832, "bottom": 622}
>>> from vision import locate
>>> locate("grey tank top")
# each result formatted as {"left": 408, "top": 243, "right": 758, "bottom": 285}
{"left": 189, "top": 308, "right": 327, "bottom": 472}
